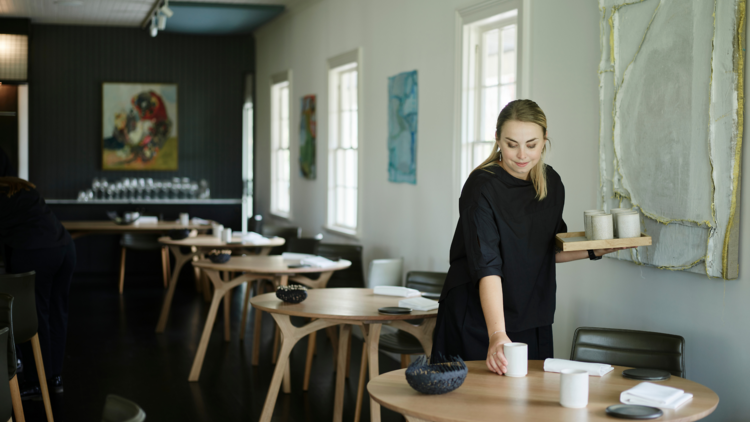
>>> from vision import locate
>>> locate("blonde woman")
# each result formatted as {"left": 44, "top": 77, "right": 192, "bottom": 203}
{"left": 431, "top": 100, "right": 624, "bottom": 375}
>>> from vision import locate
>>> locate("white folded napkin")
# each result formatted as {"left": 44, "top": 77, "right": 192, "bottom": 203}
{"left": 399, "top": 297, "right": 439, "bottom": 311}
{"left": 620, "top": 382, "right": 693, "bottom": 409}
{"left": 191, "top": 217, "right": 210, "bottom": 225}
{"left": 373, "top": 286, "right": 421, "bottom": 298}
{"left": 233, "top": 232, "right": 271, "bottom": 244}
{"left": 543, "top": 358, "right": 615, "bottom": 376}
{"left": 134, "top": 216, "right": 158, "bottom": 224}
{"left": 300, "top": 256, "right": 339, "bottom": 268}
{"left": 281, "top": 252, "right": 317, "bottom": 261}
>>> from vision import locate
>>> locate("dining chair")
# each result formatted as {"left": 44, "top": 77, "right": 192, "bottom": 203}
{"left": 101, "top": 394, "right": 146, "bottom": 422}
{"left": 262, "top": 225, "right": 302, "bottom": 255}
{"left": 119, "top": 234, "right": 171, "bottom": 294}
{"left": 0, "top": 326, "right": 11, "bottom": 422}
{"left": 0, "top": 272, "right": 54, "bottom": 422}
{"left": 366, "top": 258, "right": 403, "bottom": 289}
{"left": 570, "top": 327, "right": 686, "bottom": 377}
{"left": 0, "top": 294, "right": 19, "bottom": 422}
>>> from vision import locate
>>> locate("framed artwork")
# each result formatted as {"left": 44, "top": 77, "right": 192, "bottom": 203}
{"left": 299, "top": 95, "right": 316, "bottom": 179}
{"left": 388, "top": 70, "right": 418, "bottom": 184}
{"left": 102, "top": 82, "right": 178, "bottom": 170}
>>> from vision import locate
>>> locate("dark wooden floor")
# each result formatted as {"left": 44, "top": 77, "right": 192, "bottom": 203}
{"left": 18, "top": 271, "right": 405, "bottom": 421}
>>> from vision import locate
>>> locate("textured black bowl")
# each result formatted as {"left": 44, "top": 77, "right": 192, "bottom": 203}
{"left": 276, "top": 285, "right": 308, "bottom": 303}
{"left": 209, "top": 253, "right": 231, "bottom": 264}
{"left": 405, "top": 355, "right": 467, "bottom": 395}
{"left": 169, "top": 229, "right": 190, "bottom": 240}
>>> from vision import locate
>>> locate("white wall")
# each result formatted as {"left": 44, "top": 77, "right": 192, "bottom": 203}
{"left": 255, "top": 1, "right": 748, "bottom": 420}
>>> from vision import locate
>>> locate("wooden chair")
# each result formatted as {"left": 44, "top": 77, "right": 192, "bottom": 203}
{"left": 0, "top": 294, "right": 19, "bottom": 422}
{"left": 0, "top": 326, "right": 11, "bottom": 422}
{"left": 570, "top": 327, "right": 686, "bottom": 377}
{"left": 119, "top": 233, "right": 171, "bottom": 294}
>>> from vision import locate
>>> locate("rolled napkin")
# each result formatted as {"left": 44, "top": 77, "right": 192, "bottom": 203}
{"left": 373, "top": 286, "right": 421, "bottom": 298}
{"left": 399, "top": 297, "right": 439, "bottom": 311}
{"left": 620, "top": 382, "right": 693, "bottom": 409}
{"left": 233, "top": 231, "right": 271, "bottom": 244}
{"left": 543, "top": 358, "right": 615, "bottom": 376}
{"left": 300, "top": 256, "right": 340, "bottom": 268}
{"left": 134, "top": 216, "right": 158, "bottom": 224}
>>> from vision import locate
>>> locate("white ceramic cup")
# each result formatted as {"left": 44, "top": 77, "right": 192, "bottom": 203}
{"left": 591, "top": 214, "right": 614, "bottom": 240}
{"left": 560, "top": 369, "right": 589, "bottom": 408}
{"left": 223, "top": 228, "right": 233, "bottom": 243}
{"left": 179, "top": 213, "right": 190, "bottom": 226}
{"left": 616, "top": 211, "right": 641, "bottom": 238}
{"left": 583, "top": 210, "right": 605, "bottom": 240}
{"left": 609, "top": 208, "right": 631, "bottom": 237}
{"left": 503, "top": 343, "right": 528, "bottom": 377}
{"left": 213, "top": 224, "right": 224, "bottom": 239}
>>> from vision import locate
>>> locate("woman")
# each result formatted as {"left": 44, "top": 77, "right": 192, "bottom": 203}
{"left": 0, "top": 176, "right": 76, "bottom": 397}
{"left": 432, "top": 100, "right": 625, "bottom": 375}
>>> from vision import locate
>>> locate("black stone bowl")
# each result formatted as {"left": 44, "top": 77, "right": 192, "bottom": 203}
{"left": 168, "top": 229, "right": 191, "bottom": 240}
{"left": 208, "top": 252, "right": 231, "bottom": 264}
{"left": 405, "top": 355, "right": 467, "bottom": 395}
{"left": 276, "top": 285, "right": 308, "bottom": 304}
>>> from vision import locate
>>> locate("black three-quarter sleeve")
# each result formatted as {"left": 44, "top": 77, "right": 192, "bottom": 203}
{"left": 462, "top": 194, "right": 504, "bottom": 284}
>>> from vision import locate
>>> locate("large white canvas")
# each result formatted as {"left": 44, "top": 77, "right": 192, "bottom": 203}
{"left": 598, "top": 0, "right": 745, "bottom": 279}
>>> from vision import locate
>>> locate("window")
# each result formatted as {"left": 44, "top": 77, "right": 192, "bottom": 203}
{"left": 270, "top": 71, "right": 291, "bottom": 218}
{"left": 459, "top": 6, "right": 521, "bottom": 187}
{"left": 241, "top": 74, "right": 254, "bottom": 233}
{"left": 327, "top": 50, "right": 360, "bottom": 235}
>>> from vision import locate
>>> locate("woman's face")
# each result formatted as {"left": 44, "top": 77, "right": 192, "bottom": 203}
{"left": 496, "top": 120, "right": 546, "bottom": 181}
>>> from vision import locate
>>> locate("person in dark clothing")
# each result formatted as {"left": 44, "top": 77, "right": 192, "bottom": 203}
{"left": 0, "top": 176, "right": 76, "bottom": 398}
{"left": 432, "top": 100, "right": 628, "bottom": 375}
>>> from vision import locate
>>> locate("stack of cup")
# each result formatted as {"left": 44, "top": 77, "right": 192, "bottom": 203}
{"left": 591, "top": 214, "right": 614, "bottom": 240}
{"left": 583, "top": 210, "right": 605, "bottom": 240}
{"left": 616, "top": 211, "right": 641, "bottom": 238}
{"left": 223, "top": 228, "right": 233, "bottom": 243}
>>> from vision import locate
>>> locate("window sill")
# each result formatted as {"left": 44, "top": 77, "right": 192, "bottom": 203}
{"left": 324, "top": 225, "right": 360, "bottom": 240}
{"left": 270, "top": 211, "right": 291, "bottom": 221}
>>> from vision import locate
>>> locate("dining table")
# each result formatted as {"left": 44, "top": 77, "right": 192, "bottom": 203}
{"left": 61, "top": 219, "right": 213, "bottom": 239}
{"left": 367, "top": 360, "right": 719, "bottom": 422}
{"left": 155, "top": 234, "right": 285, "bottom": 335}
{"left": 249, "top": 287, "right": 439, "bottom": 422}
{"left": 188, "top": 255, "right": 352, "bottom": 383}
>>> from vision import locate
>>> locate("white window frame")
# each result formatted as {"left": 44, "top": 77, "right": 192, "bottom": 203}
{"left": 326, "top": 48, "right": 362, "bottom": 238}
{"left": 453, "top": 0, "right": 529, "bottom": 224}
{"left": 270, "top": 70, "right": 292, "bottom": 219}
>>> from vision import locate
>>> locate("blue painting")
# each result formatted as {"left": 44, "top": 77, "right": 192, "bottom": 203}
{"left": 388, "top": 70, "right": 418, "bottom": 184}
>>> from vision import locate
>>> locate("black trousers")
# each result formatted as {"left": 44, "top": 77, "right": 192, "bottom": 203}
{"left": 9, "top": 243, "right": 76, "bottom": 381}
{"left": 432, "top": 281, "right": 554, "bottom": 362}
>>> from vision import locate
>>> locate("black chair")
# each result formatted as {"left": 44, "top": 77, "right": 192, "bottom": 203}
{"left": 262, "top": 225, "right": 302, "bottom": 255}
{"left": 314, "top": 243, "right": 365, "bottom": 288}
{"left": 119, "top": 234, "right": 170, "bottom": 294}
{"left": 0, "top": 272, "right": 56, "bottom": 421}
{"left": 570, "top": 327, "right": 686, "bottom": 377}
{"left": 101, "top": 394, "right": 146, "bottom": 422}
{"left": 248, "top": 214, "right": 264, "bottom": 234}
{"left": 286, "top": 234, "right": 323, "bottom": 255}
{"left": 379, "top": 271, "right": 446, "bottom": 367}
{"left": 0, "top": 294, "right": 18, "bottom": 421}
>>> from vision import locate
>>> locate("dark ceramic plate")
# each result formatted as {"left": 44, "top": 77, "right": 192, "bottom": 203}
{"left": 622, "top": 368, "right": 671, "bottom": 381}
{"left": 378, "top": 307, "right": 412, "bottom": 314}
{"left": 605, "top": 405, "right": 664, "bottom": 419}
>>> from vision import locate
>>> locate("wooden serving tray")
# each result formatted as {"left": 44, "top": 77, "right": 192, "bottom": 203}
{"left": 555, "top": 231, "right": 652, "bottom": 252}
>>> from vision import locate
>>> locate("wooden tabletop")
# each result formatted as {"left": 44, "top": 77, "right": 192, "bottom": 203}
{"left": 249, "top": 288, "right": 439, "bottom": 321}
{"left": 193, "top": 255, "right": 352, "bottom": 275}
{"left": 62, "top": 220, "right": 212, "bottom": 232}
{"left": 158, "top": 234, "right": 285, "bottom": 248}
{"left": 368, "top": 360, "right": 719, "bottom": 422}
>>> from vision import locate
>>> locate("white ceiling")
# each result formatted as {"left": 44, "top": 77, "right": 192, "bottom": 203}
{"left": 0, "top": 0, "right": 295, "bottom": 27}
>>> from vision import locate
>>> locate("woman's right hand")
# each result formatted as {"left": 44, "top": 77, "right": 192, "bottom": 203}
{"left": 486, "top": 331, "right": 512, "bottom": 375}
{"left": 0, "top": 177, "right": 36, "bottom": 198}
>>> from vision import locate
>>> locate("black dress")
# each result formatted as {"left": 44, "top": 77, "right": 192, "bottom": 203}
{"left": 431, "top": 163, "right": 566, "bottom": 361}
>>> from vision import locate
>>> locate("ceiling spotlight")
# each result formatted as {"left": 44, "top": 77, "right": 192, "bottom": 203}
{"left": 150, "top": 15, "right": 158, "bottom": 37}
{"left": 160, "top": 0, "right": 174, "bottom": 18}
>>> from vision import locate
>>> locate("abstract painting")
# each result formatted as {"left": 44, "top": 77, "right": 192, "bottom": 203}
{"left": 388, "top": 70, "right": 418, "bottom": 184}
{"left": 598, "top": 0, "right": 744, "bottom": 279}
{"left": 299, "top": 95, "right": 316, "bottom": 179}
{"left": 102, "top": 83, "right": 178, "bottom": 170}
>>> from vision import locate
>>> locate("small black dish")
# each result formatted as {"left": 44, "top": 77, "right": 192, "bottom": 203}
{"left": 276, "top": 285, "right": 308, "bottom": 303}
{"left": 168, "top": 229, "right": 191, "bottom": 240}
{"left": 378, "top": 306, "right": 412, "bottom": 314}
{"left": 406, "top": 355, "right": 467, "bottom": 395}
{"left": 107, "top": 211, "right": 139, "bottom": 225}
{"left": 207, "top": 249, "right": 231, "bottom": 264}
{"left": 622, "top": 368, "right": 671, "bottom": 381}
{"left": 605, "top": 404, "right": 663, "bottom": 419}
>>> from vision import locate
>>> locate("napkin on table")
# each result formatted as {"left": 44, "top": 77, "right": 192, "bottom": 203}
{"left": 134, "top": 216, "right": 158, "bottom": 224}
{"left": 373, "top": 286, "right": 421, "bottom": 298}
{"left": 543, "top": 358, "right": 615, "bottom": 376}
{"left": 300, "top": 256, "right": 339, "bottom": 268}
{"left": 620, "top": 382, "right": 693, "bottom": 409}
{"left": 399, "top": 297, "right": 439, "bottom": 311}
{"left": 233, "top": 232, "right": 271, "bottom": 244}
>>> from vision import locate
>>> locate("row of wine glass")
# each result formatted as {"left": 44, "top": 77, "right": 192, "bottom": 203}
{"left": 77, "top": 177, "right": 211, "bottom": 201}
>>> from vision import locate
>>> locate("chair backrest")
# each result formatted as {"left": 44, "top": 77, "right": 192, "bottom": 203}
{"left": 101, "top": 394, "right": 146, "bottom": 422}
{"left": 367, "top": 258, "right": 403, "bottom": 289}
{"left": 262, "top": 226, "right": 302, "bottom": 255}
{"left": 0, "top": 272, "right": 37, "bottom": 344}
{"left": 570, "top": 327, "right": 686, "bottom": 377}
{"left": 315, "top": 243, "right": 365, "bottom": 288}
{"left": 249, "top": 214, "right": 263, "bottom": 234}
{"left": 0, "top": 294, "right": 14, "bottom": 381}
{"left": 405, "top": 271, "right": 446, "bottom": 294}
{"left": 286, "top": 234, "right": 322, "bottom": 255}
{"left": 121, "top": 233, "right": 162, "bottom": 251}
{"left": 0, "top": 326, "right": 11, "bottom": 420}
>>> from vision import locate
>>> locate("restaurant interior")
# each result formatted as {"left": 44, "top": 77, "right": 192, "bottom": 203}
{"left": 0, "top": 0, "right": 748, "bottom": 421}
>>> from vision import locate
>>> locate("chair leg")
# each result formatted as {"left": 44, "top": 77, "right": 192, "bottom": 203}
{"left": 346, "top": 330, "right": 352, "bottom": 378}
{"left": 239, "top": 282, "right": 253, "bottom": 341}
{"left": 31, "top": 334, "right": 54, "bottom": 422}
{"left": 252, "top": 305, "right": 263, "bottom": 365}
{"left": 223, "top": 288, "right": 231, "bottom": 342}
{"left": 354, "top": 342, "right": 368, "bottom": 422}
{"left": 9, "top": 374, "right": 24, "bottom": 422}
{"left": 161, "top": 247, "right": 169, "bottom": 288}
{"left": 118, "top": 247, "right": 126, "bottom": 294}
{"left": 303, "top": 329, "right": 317, "bottom": 391}
{"left": 401, "top": 354, "right": 410, "bottom": 369}
{"left": 271, "top": 325, "right": 281, "bottom": 364}
{"left": 326, "top": 326, "right": 339, "bottom": 370}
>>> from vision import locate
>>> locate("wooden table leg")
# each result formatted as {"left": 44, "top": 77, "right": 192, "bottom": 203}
{"left": 188, "top": 285, "right": 225, "bottom": 382}
{"left": 333, "top": 324, "right": 352, "bottom": 422}
{"left": 365, "top": 323, "right": 383, "bottom": 422}
{"left": 353, "top": 337, "right": 368, "bottom": 422}
{"left": 303, "top": 328, "right": 317, "bottom": 391}
{"left": 252, "top": 305, "right": 263, "bottom": 365}
{"left": 222, "top": 272, "right": 231, "bottom": 342}
{"left": 156, "top": 246, "right": 196, "bottom": 333}
{"left": 281, "top": 331, "right": 291, "bottom": 394}
{"left": 239, "top": 282, "right": 253, "bottom": 340}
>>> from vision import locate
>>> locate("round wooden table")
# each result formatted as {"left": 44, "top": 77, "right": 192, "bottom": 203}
{"left": 368, "top": 360, "right": 719, "bottom": 422}
{"left": 62, "top": 220, "right": 212, "bottom": 239}
{"left": 155, "top": 234, "right": 285, "bottom": 334}
{"left": 187, "top": 256, "right": 351, "bottom": 383}
{"left": 250, "top": 288, "right": 439, "bottom": 422}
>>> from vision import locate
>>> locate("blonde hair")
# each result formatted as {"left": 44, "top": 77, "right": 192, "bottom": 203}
{"left": 474, "top": 99, "right": 550, "bottom": 200}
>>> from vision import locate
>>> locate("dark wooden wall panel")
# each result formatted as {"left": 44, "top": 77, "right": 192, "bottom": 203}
{"left": 29, "top": 24, "right": 253, "bottom": 199}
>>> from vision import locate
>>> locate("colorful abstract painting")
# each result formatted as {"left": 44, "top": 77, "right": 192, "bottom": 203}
{"left": 388, "top": 70, "right": 418, "bottom": 184}
{"left": 299, "top": 95, "right": 316, "bottom": 179}
{"left": 102, "top": 83, "right": 178, "bottom": 170}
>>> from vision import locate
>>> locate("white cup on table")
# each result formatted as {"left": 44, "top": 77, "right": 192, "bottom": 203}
{"left": 560, "top": 369, "right": 589, "bottom": 408}
{"left": 223, "top": 228, "right": 233, "bottom": 243}
{"left": 179, "top": 213, "right": 190, "bottom": 226}
{"left": 503, "top": 343, "right": 528, "bottom": 377}
{"left": 213, "top": 224, "right": 223, "bottom": 239}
